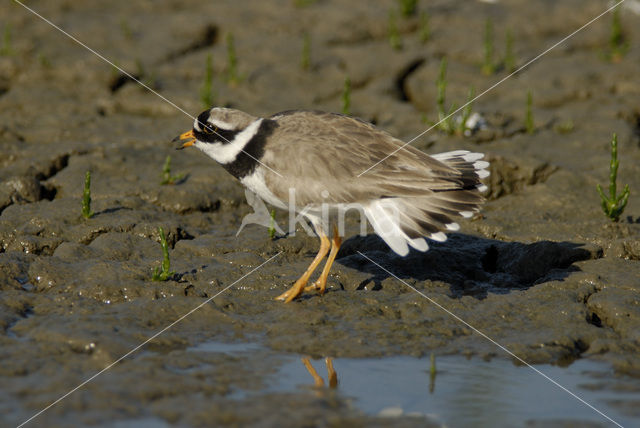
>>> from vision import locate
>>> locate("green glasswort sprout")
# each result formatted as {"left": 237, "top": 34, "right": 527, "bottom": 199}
{"left": 608, "top": 7, "right": 628, "bottom": 62}
{"left": 119, "top": 18, "right": 133, "bottom": 41}
{"left": 458, "top": 86, "right": 475, "bottom": 135}
{"left": 269, "top": 210, "right": 276, "bottom": 239}
{"left": 398, "top": 0, "right": 418, "bottom": 18}
{"left": 388, "top": 10, "right": 402, "bottom": 51}
{"left": 342, "top": 76, "right": 351, "bottom": 116}
{"left": 1, "top": 25, "right": 12, "bottom": 56}
{"left": 436, "top": 58, "right": 451, "bottom": 131}
{"left": 504, "top": 28, "right": 515, "bottom": 73}
{"left": 419, "top": 11, "right": 430, "bottom": 44}
{"left": 430, "top": 58, "right": 474, "bottom": 135}
{"left": 152, "top": 227, "right": 176, "bottom": 281}
{"left": 161, "top": 155, "right": 185, "bottom": 185}
{"left": 226, "top": 32, "right": 240, "bottom": 85}
{"left": 200, "top": 53, "right": 214, "bottom": 107}
{"left": 597, "top": 133, "right": 630, "bottom": 222}
{"left": 301, "top": 32, "right": 311, "bottom": 71}
{"left": 525, "top": 90, "right": 534, "bottom": 134}
{"left": 435, "top": 58, "right": 456, "bottom": 133}
{"left": 481, "top": 18, "right": 496, "bottom": 75}
{"left": 82, "top": 171, "right": 94, "bottom": 219}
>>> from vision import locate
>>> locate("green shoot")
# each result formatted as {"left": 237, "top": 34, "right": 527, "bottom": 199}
{"left": 301, "top": 32, "right": 311, "bottom": 71}
{"left": 269, "top": 210, "right": 276, "bottom": 240}
{"left": 342, "top": 76, "right": 351, "bottom": 116}
{"left": 553, "top": 119, "right": 574, "bottom": 134}
{"left": 435, "top": 58, "right": 455, "bottom": 134}
{"left": 200, "top": 53, "right": 215, "bottom": 108}
{"left": 398, "top": 0, "right": 418, "bottom": 18}
{"left": 1, "top": 25, "right": 12, "bottom": 56}
{"left": 419, "top": 11, "right": 430, "bottom": 44}
{"left": 120, "top": 19, "right": 133, "bottom": 41}
{"left": 458, "top": 86, "right": 475, "bottom": 135}
{"left": 481, "top": 18, "right": 495, "bottom": 76}
{"left": 608, "top": 7, "right": 628, "bottom": 62}
{"left": 161, "top": 155, "right": 185, "bottom": 185}
{"left": 388, "top": 10, "right": 402, "bottom": 51}
{"left": 226, "top": 33, "right": 240, "bottom": 85}
{"left": 504, "top": 28, "right": 515, "bottom": 73}
{"left": 431, "top": 58, "right": 474, "bottom": 135}
{"left": 525, "top": 90, "right": 534, "bottom": 134}
{"left": 597, "top": 133, "right": 630, "bottom": 222}
{"left": 81, "top": 171, "right": 94, "bottom": 219}
{"left": 38, "top": 52, "right": 52, "bottom": 69}
{"left": 152, "top": 227, "right": 176, "bottom": 281}
{"left": 293, "top": 0, "right": 316, "bottom": 7}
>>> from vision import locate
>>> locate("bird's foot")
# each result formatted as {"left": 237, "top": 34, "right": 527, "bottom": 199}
{"left": 275, "top": 278, "right": 308, "bottom": 303}
{"left": 303, "top": 278, "right": 327, "bottom": 295}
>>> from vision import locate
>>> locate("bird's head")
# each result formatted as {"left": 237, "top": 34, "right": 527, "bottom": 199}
{"left": 173, "top": 107, "right": 258, "bottom": 153}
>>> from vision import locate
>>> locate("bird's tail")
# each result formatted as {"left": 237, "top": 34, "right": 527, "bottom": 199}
{"left": 363, "top": 151, "right": 489, "bottom": 256}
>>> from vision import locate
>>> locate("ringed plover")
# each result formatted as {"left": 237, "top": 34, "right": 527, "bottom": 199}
{"left": 175, "top": 108, "right": 489, "bottom": 302}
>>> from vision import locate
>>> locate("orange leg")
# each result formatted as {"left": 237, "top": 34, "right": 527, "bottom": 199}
{"left": 306, "top": 225, "right": 342, "bottom": 296}
{"left": 275, "top": 229, "right": 330, "bottom": 303}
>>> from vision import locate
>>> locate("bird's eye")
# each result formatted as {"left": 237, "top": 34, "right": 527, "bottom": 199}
{"left": 203, "top": 124, "right": 217, "bottom": 134}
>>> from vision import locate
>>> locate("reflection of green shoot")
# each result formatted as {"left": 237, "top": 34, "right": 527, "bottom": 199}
{"left": 525, "top": 90, "right": 534, "bottom": 134}
{"left": 419, "top": 11, "right": 430, "bottom": 44}
{"left": 269, "top": 210, "right": 276, "bottom": 240}
{"left": 607, "top": 7, "right": 628, "bottom": 62}
{"left": 482, "top": 18, "right": 495, "bottom": 75}
{"left": 504, "top": 28, "right": 515, "bottom": 73}
{"left": 82, "top": 171, "right": 94, "bottom": 219}
{"left": 597, "top": 133, "right": 630, "bottom": 222}
{"left": 152, "top": 227, "right": 176, "bottom": 281}
{"left": 226, "top": 33, "right": 240, "bottom": 85}
{"left": 1, "top": 25, "right": 12, "bottom": 56}
{"left": 200, "top": 53, "right": 214, "bottom": 107}
{"left": 301, "top": 32, "right": 311, "bottom": 71}
{"left": 398, "top": 0, "right": 417, "bottom": 17}
{"left": 429, "top": 353, "right": 436, "bottom": 393}
{"left": 388, "top": 11, "right": 402, "bottom": 51}
{"left": 342, "top": 76, "right": 351, "bottom": 115}
{"left": 161, "top": 155, "right": 185, "bottom": 185}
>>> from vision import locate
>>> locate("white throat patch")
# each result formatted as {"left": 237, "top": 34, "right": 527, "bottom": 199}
{"left": 195, "top": 118, "right": 263, "bottom": 164}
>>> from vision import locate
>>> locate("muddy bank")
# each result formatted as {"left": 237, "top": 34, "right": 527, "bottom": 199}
{"left": 1, "top": 0, "right": 640, "bottom": 426}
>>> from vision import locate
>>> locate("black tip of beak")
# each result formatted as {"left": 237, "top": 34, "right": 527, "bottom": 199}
{"left": 171, "top": 135, "right": 182, "bottom": 143}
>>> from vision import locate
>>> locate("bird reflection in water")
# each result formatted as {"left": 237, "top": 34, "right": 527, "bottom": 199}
{"left": 301, "top": 357, "right": 338, "bottom": 389}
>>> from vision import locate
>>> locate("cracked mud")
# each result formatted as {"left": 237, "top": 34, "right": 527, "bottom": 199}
{"left": 1, "top": 0, "right": 640, "bottom": 426}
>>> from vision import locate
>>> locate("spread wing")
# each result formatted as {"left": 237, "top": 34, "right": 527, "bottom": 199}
{"left": 260, "top": 110, "right": 489, "bottom": 255}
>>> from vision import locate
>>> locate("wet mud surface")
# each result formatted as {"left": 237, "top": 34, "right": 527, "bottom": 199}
{"left": 1, "top": 0, "right": 640, "bottom": 426}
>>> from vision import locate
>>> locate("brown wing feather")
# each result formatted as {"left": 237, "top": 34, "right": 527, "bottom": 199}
{"left": 262, "top": 111, "right": 465, "bottom": 206}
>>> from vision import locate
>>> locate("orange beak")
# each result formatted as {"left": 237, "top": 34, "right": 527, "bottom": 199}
{"left": 173, "top": 130, "right": 196, "bottom": 150}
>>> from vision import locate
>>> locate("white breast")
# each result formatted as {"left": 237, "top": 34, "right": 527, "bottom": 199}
{"left": 240, "top": 167, "right": 287, "bottom": 210}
